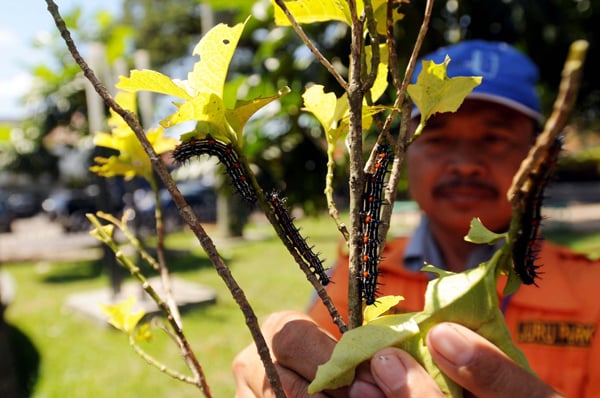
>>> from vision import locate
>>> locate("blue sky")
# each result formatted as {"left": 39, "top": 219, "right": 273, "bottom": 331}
{"left": 0, "top": 0, "right": 123, "bottom": 120}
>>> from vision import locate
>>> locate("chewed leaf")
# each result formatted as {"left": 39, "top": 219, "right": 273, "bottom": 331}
{"left": 308, "top": 314, "right": 420, "bottom": 394}
{"left": 363, "top": 295, "right": 404, "bottom": 324}
{"left": 407, "top": 57, "right": 481, "bottom": 128}
{"left": 464, "top": 217, "right": 506, "bottom": 245}
{"left": 188, "top": 18, "right": 248, "bottom": 97}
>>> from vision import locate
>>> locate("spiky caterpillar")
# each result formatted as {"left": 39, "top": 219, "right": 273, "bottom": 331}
{"left": 172, "top": 134, "right": 257, "bottom": 204}
{"left": 360, "top": 144, "right": 392, "bottom": 304}
{"left": 267, "top": 191, "right": 330, "bottom": 286}
{"left": 512, "top": 136, "right": 562, "bottom": 284}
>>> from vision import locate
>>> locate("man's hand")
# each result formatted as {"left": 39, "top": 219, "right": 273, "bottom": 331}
{"left": 233, "top": 312, "right": 562, "bottom": 398}
{"left": 233, "top": 310, "right": 342, "bottom": 397}
{"left": 367, "top": 323, "right": 563, "bottom": 398}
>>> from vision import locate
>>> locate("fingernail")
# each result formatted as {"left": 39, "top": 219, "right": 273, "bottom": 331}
{"left": 429, "top": 323, "right": 474, "bottom": 366}
{"left": 371, "top": 352, "right": 407, "bottom": 392}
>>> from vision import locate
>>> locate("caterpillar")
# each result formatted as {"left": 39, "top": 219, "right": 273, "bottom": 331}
{"left": 172, "top": 134, "right": 257, "bottom": 204}
{"left": 360, "top": 144, "right": 392, "bottom": 304}
{"left": 512, "top": 136, "right": 562, "bottom": 285}
{"left": 267, "top": 191, "right": 330, "bottom": 286}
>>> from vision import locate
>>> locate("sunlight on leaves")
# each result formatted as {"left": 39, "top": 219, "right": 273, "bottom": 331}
{"left": 407, "top": 57, "right": 481, "bottom": 138}
{"left": 116, "top": 18, "right": 286, "bottom": 145}
{"left": 89, "top": 92, "right": 177, "bottom": 181}
{"left": 272, "top": 0, "right": 404, "bottom": 34}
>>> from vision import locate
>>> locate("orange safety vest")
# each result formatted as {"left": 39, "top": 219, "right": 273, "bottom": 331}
{"left": 307, "top": 237, "right": 600, "bottom": 397}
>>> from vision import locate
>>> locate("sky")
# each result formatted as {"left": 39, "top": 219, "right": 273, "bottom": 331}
{"left": 0, "top": 0, "right": 123, "bottom": 121}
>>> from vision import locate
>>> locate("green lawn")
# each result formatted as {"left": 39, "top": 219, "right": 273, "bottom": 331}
{"left": 3, "top": 215, "right": 339, "bottom": 397}
{"left": 3, "top": 217, "right": 599, "bottom": 397}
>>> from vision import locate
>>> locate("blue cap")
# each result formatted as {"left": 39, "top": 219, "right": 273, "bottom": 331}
{"left": 411, "top": 40, "right": 542, "bottom": 122}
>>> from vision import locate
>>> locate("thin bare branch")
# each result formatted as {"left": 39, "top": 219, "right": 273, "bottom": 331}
{"left": 508, "top": 40, "right": 588, "bottom": 204}
{"left": 375, "top": 0, "right": 434, "bottom": 246}
{"left": 346, "top": 0, "right": 367, "bottom": 330}
{"left": 273, "top": 0, "right": 348, "bottom": 90}
{"left": 45, "top": 1, "right": 286, "bottom": 396}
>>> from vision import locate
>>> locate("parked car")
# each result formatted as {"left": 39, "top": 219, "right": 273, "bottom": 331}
{"left": 5, "top": 191, "right": 42, "bottom": 218}
{"left": 41, "top": 186, "right": 103, "bottom": 232}
{"left": 0, "top": 197, "right": 14, "bottom": 233}
{"left": 134, "top": 180, "right": 217, "bottom": 232}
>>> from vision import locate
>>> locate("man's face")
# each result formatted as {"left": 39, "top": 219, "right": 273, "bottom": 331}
{"left": 407, "top": 99, "right": 537, "bottom": 235}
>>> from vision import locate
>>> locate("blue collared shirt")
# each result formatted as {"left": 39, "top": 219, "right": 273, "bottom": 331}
{"left": 404, "top": 215, "right": 503, "bottom": 275}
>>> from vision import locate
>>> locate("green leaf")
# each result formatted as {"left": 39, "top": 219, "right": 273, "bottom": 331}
{"left": 309, "top": 314, "right": 420, "bottom": 393}
{"left": 464, "top": 218, "right": 506, "bottom": 245}
{"left": 310, "top": 248, "right": 531, "bottom": 396}
{"left": 407, "top": 57, "right": 481, "bottom": 127}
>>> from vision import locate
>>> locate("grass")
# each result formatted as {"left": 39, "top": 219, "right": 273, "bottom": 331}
{"left": 3, "top": 216, "right": 599, "bottom": 397}
{"left": 3, "top": 215, "right": 339, "bottom": 397}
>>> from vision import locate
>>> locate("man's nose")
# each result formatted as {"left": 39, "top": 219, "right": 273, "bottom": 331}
{"left": 446, "top": 142, "right": 486, "bottom": 176}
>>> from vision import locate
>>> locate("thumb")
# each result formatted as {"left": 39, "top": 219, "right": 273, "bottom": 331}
{"left": 426, "top": 323, "right": 563, "bottom": 398}
{"left": 368, "top": 347, "right": 443, "bottom": 398}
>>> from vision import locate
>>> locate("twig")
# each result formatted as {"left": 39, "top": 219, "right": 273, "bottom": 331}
{"left": 324, "top": 138, "right": 350, "bottom": 242}
{"left": 241, "top": 148, "right": 347, "bottom": 333}
{"left": 273, "top": 0, "right": 348, "bottom": 90}
{"left": 130, "top": 335, "right": 199, "bottom": 385}
{"left": 87, "top": 214, "right": 211, "bottom": 395}
{"left": 45, "top": 1, "right": 286, "bottom": 396}
{"left": 346, "top": 0, "right": 367, "bottom": 330}
{"left": 376, "top": 0, "right": 434, "bottom": 246}
{"left": 508, "top": 40, "right": 588, "bottom": 204}
{"left": 361, "top": 0, "right": 380, "bottom": 93}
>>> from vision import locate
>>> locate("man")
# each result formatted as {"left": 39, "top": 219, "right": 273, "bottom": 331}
{"left": 233, "top": 40, "right": 600, "bottom": 397}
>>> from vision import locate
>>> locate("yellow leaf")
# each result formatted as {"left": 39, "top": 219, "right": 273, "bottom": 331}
{"left": 188, "top": 18, "right": 249, "bottom": 97}
{"left": 100, "top": 296, "right": 146, "bottom": 334}
{"left": 302, "top": 85, "right": 338, "bottom": 131}
{"left": 407, "top": 57, "right": 482, "bottom": 124}
{"left": 91, "top": 92, "right": 177, "bottom": 181}
{"left": 273, "top": 0, "right": 350, "bottom": 26}
{"left": 272, "top": 0, "right": 400, "bottom": 34}
{"left": 134, "top": 323, "right": 153, "bottom": 342}
{"left": 116, "top": 69, "right": 192, "bottom": 100}
{"left": 364, "top": 43, "right": 389, "bottom": 103}
{"left": 363, "top": 295, "right": 404, "bottom": 323}
{"left": 227, "top": 86, "right": 291, "bottom": 143}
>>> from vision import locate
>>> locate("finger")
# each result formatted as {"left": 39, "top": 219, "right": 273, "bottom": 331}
{"left": 276, "top": 363, "right": 332, "bottom": 398}
{"left": 233, "top": 343, "right": 270, "bottom": 398}
{"left": 427, "top": 323, "right": 563, "bottom": 398}
{"left": 269, "top": 312, "right": 337, "bottom": 381}
{"left": 367, "top": 347, "right": 444, "bottom": 398}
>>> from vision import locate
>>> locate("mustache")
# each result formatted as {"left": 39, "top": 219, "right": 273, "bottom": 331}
{"left": 432, "top": 178, "right": 500, "bottom": 197}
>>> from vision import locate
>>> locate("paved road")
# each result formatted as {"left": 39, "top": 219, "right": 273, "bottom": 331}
{"left": 1, "top": 203, "right": 599, "bottom": 264}
{"left": 0, "top": 215, "right": 99, "bottom": 263}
